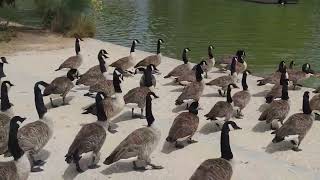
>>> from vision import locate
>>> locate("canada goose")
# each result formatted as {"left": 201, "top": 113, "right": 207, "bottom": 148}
{"left": 164, "top": 48, "right": 192, "bottom": 78}
{"left": 65, "top": 92, "right": 108, "bottom": 173}
{"left": 205, "top": 84, "right": 238, "bottom": 121}
{"left": 175, "top": 64, "right": 205, "bottom": 106}
{"left": 17, "top": 81, "right": 53, "bottom": 172}
{"left": 82, "top": 70, "right": 125, "bottom": 133}
{"left": 0, "top": 116, "right": 30, "bottom": 180}
{"left": 308, "top": 91, "right": 320, "bottom": 115}
{"left": 124, "top": 86, "right": 152, "bottom": 118}
{"left": 202, "top": 45, "right": 215, "bottom": 78}
{"left": 166, "top": 101, "right": 200, "bottom": 149}
{"left": 55, "top": 35, "right": 84, "bottom": 71}
{"left": 257, "top": 61, "right": 286, "bottom": 86}
{"left": 288, "top": 63, "right": 314, "bottom": 89}
{"left": 265, "top": 69, "right": 289, "bottom": 103}
{"left": 0, "top": 81, "right": 14, "bottom": 155}
{"left": 289, "top": 60, "right": 295, "bottom": 69}
{"left": 232, "top": 70, "right": 251, "bottom": 118}
{"left": 43, "top": 69, "right": 79, "bottom": 107}
{"left": 87, "top": 68, "right": 124, "bottom": 97}
{"left": 216, "top": 50, "right": 246, "bottom": 72}
{"left": 134, "top": 39, "right": 164, "bottom": 68}
{"left": 206, "top": 57, "right": 238, "bottom": 97}
{"left": 189, "top": 121, "right": 241, "bottom": 180}
{"left": 110, "top": 39, "right": 140, "bottom": 72}
{"left": 75, "top": 49, "right": 109, "bottom": 86}
{"left": 103, "top": 92, "right": 163, "bottom": 170}
{"left": 258, "top": 79, "right": 290, "bottom": 130}
{"left": 175, "top": 61, "right": 207, "bottom": 86}
{"left": 138, "top": 64, "right": 158, "bottom": 89}
{"left": 0, "top": 57, "right": 8, "bottom": 81}
{"left": 272, "top": 91, "right": 315, "bottom": 151}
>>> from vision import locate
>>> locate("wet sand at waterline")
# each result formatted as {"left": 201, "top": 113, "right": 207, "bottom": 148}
{"left": 0, "top": 34, "right": 319, "bottom": 180}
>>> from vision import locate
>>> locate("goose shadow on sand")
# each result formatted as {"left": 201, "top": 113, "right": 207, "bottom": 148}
{"left": 252, "top": 121, "right": 272, "bottom": 133}
{"left": 202, "top": 93, "right": 224, "bottom": 98}
{"left": 45, "top": 96, "right": 75, "bottom": 109}
{"left": 161, "top": 140, "right": 194, "bottom": 154}
{"left": 170, "top": 87, "right": 185, "bottom": 92}
{"left": 101, "top": 161, "right": 137, "bottom": 176}
{"left": 112, "top": 111, "right": 141, "bottom": 123}
{"left": 258, "top": 103, "right": 269, "bottom": 112}
{"left": 62, "top": 154, "right": 96, "bottom": 180}
{"left": 172, "top": 105, "right": 188, "bottom": 113}
{"left": 33, "top": 149, "right": 50, "bottom": 163}
{"left": 265, "top": 141, "right": 294, "bottom": 154}
{"left": 199, "top": 122, "right": 221, "bottom": 135}
{"left": 252, "top": 90, "right": 269, "bottom": 97}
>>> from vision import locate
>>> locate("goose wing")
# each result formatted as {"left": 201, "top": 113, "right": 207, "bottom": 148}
{"left": 206, "top": 75, "right": 233, "bottom": 87}
{"left": 135, "top": 55, "right": 159, "bottom": 68}
{"left": 165, "top": 64, "right": 192, "bottom": 78}
{"left": 124, "top": 87, "right": 150, "bottom": 107}
{"left": 58, "top": 55, "right": 81, "bottom": 69}
{"left": 232, "top": 91, "right": 251, "bottom": 109}
{"left": 190, "top": 158, "right": 232, "bottom": 180}
{"left": 310, "top": 94, "right": 320, "bottom": 111}
{"left": 168, "top": 112, "right": 199, "bottom": 140}
{"left": 89, "top": 79, "right": 114, "bottom": 96}
{"left": 110, "top": 56, "right": 130, "bottom": 69}
{"left": 176, "top": 82, "right": 203, "bottom": 104}
{"left": 0, "top": 162, "right": 18, "bottom": 180}
{"left": 44, "top": 77, "right": 73, "bottom": 95}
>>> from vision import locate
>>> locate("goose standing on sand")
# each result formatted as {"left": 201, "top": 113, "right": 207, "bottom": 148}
{"left": 134, "top": 39, "right": 164, "bottom": 68}
{"left": 164, "top": 48, "right": 192, "bottom": 79}
{"left": 175, "top": 61, "right": 207, "bottom": 86}
{"left": 190, "top": 121, "right": 241, "bottom": 180}
{"left": 87, "top": 68, "right": 124, "bottom": 97}
{"left": 166, "top": 102, "right": 200, "bottom": 149}
{"left": 43, "top": 69, "right": 79, "bottom": 107}
{"left": 272, "top": 91, "right": 315, "bottom": 151}
{"left": 205, "top": 84, "right": 238, "bottom": 122}
{"left": 288, "top": 63, "right": 314, "bottom": 89}
{"left": 65, "top": 92, "right": 108, "bottom": 173}
{"left": 258, "top": 79, "right": 290, "bottom": 130}
{"left": 16, "top": 81, "right": 53, "bottom": 172}
{"left": 0, "top": 81, "right": 15, "bottom": 155}
{"left": 232, "top": 70, "right": 251, "bottom": 118}
{"left": 216, "top": 50, "right": 246, "bottom": 73}
{"left": 110, "top": 39, "right": 140, "bottom": 72}
{"left": 55, "top": 35, "right": 84, "bottom": 71}
{"left": 0, "top": 57, "right": 8, "bottom": 82}
{"left": 202, "top": 45, "right": 215, "bottom": 78}
{"left": 257, "top": 61, "right": 286, "bottom": 86}
{"left": 139, "top": 64, "right": 158, "bottom": 89}
{"left": 206, "top": 57, "right": 238, "bottom": 96}
{"left": 103, "top": 92, "right": 163, "bottom": 170}
{"left": 76, "top": 49, "right": 109, "bottom": 86}
{"left": 175, "top": 64, "right": 205, "bottom": 107}
{"left": 82, "top": 71, "right": 125, "bottom": 133}
{"left": 124, "top": 86, "right": 152, "bottom": 118}
{"left": 0, "top": 116, "right": 30, "bottom": 180}
{"left": 265, "top": 69, "right": 289, "bottom": 103}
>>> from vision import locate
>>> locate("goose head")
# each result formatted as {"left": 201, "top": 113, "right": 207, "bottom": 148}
{"left": 289, "top": 60, "right": 295, "bottom": 69}
{"left": 220, "top": 121, "right": 241, "bottom": 161}
{"left": 187, "top": 101, "right": 200, "bottom": 115}
{"left": 302, "top": 63, "right": 314, "bottom": 74}
{"left": 34, "top": 81, "right": 49, "bottom": 119}
{"left": 1, "top": 81, "right": 14, "bottom": 111}
{"left": 96, "top": 92, "right": 107, "bottom": 122}
{"left": 182, "top": 48, "right": 191, "bottom": 64}
{"left": 1, "top": 57, "right": 8, "bottom": 64}
{"left": 195, "top": 62, "right": 206, "bottom": 81}
{"left": 236, "top": 50, "right": 246, "bottom": 63}
{"left": 67, "top": 69, "right": 80, "bottom": 81}
{"left": 98, "top": 49, "right": 109, "bottom": 59}
{"left": 208, "top": 45, "right": 214, "bottom": 58}
{"left": 158, "top": 39, "right": 164, "bottom": 44}
{"left": 113, "top": 68, "right": 124, "bottom": 93}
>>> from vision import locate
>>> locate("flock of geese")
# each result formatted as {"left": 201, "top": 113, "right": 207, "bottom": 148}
{"left": 0, "top": 35, "right": 319, "bottom": 180}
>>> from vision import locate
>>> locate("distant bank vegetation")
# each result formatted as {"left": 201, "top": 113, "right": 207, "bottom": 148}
{"left": 0, "top": 0, "right": 103, "bottom": 40}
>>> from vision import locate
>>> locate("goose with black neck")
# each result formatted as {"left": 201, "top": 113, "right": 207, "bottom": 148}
{"left": 104, "top": 92, "right": 163, "bottom": 170}
{"left": 164, "top": 48, "right": 192, "bottom": 79}
{"left": 0, "top": 57, "right": 8, "bottom": 83}
{"left": 134, "top": 38, "right": 164, "bottom": 68}
{"left": 202, "top": 45, "right": 215, "bottom": 78}
{"left": 139, "top": 64, "right": 158, "bottom": 90}
{"left": 175, "top": 60, "right": 207, "bottom": 86}
{"left": 190, "top": 121, "right": 241, "bottom": 180}
{"left": 257, "top": 60, "right": 286, "bottom": 86}
{"left": 65, "top": 92, "right": 108, "bottom": 173}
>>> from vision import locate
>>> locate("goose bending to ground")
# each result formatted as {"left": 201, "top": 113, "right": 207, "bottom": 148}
{"left": 87, "top": 68, "right": 124, "bottom": 97}
{"left": 104, "top": 92, "right": 163, "bottom": 170}
{"left": 175, "top": 64, "right": 205, "bottom": 106}
{"left": 82, "top": 71, "right": 125, "bottom": 133}
{"left": 175, "top": 61, "right": 207, "bottom": 86}
{"left": 272, "top": 91, "right": 315, "bottom": 151}
{"left": 288, "top": 63, "right": 314, "bottom": 89}
{"left": 202, "top": 45, "right": 215, "bottom": 78}
{"left": 232, "top": 70, "right": 251, "bottom": 118}
{"left": 257, "top": 61, "right": 286, "bottom": 86}
{"left": 258, "top": 79, "right": 290, "bottom": 130}
{"left": 110, "top": 39, "right": 140, "bottom": 72}
{"left": 124, "top": 86, "right": 152, "bottom": 118}
{"left": 43, "top": 69, "right": 79, "bottom": 107}
{"left": 206, "top": 57, "right": 238, "bottom": 97}
{"left": 134, "top": 39, "right": 164, "bottom": 68}
{"left": 216, "top": 50, "right": 246, "bottom": 73}
{"left": 166, "top": 102, "right": 200, "bottom": 149}
{"left": 189, "top": 121, "right": 241, "bottom": 180}
{"left": 76, "top": 49, "right": 109, "bottom": 86}
{"left": 55, "top": 35, "right": 84, "bottom": 71}
{"left": 138, "top": 64, "right": 158, "bottom": 89}
{"left": 16, "top": 81, "right": 53, "bottom": 172}
{"left": 0, "top": 81, "right": 15, "bottom": 155}
{"left": 0, "top": 116, "right": 30, "bottom": 180}
{"left": 205, "top": 84, "right": 238, "bottom": 122}
{"left": 164, "top": 48, "right": 192, "bottom": 79}
{"left": 65, "top": 92, "right": 108, "bottom": 173}
{"left": 265, "top": 68, "right": 289, "bottom": 103}
{"left": 0, "top": 57, "right": 8, "bottom": 82}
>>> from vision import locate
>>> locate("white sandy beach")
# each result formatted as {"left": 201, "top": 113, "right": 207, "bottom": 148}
{"left": 0, "top": 36, "right": 320, "bottom": 180}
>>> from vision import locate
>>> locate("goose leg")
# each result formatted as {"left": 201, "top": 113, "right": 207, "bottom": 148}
{"left": 131, "top": 108, "right": 134, "bottom": 118}
{"left": 291, "top": 139, "right": 302, "bottom": 152}
{"left": 187, "top": 136, "right": 198, "bottom": 144}
{"left": 175, "top": 141, "right": 184, "bottom": 149}
{"left": 29, "top": 153, "right": 44, "bottom": 172}
{"left": 140, "top": 108, "right": 145, "bottom": 119}
{"left": 73, "top": 153, "right": 83, "bottom": 173}
{"left": 50, "top": 98, "right": 57, "bottom": 108}
{"left": 218, "top": 89, "right": 223, "bottom": 97}
{"left": 88, "top": 152, "right": 101, "bottom": 169}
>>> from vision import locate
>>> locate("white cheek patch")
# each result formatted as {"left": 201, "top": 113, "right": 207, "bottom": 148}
{"left": 285, "top": 72, "right": 289, "bottom": 79}
{"left": 115, "top": 70, "right": 121, "bottom": 76}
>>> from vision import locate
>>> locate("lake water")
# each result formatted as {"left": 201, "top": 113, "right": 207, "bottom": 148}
{"left": 96, "top": 0, "right": 320, "bottom": 87}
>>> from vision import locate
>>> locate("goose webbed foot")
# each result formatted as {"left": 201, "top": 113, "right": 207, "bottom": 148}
{"left": 50, "top": 98, "right": 57, "bottom": 108}
{"left": 292, "top": 147, "right": 302, "bottom": 152}
{"left": 31, "top": 167, "right": 44, "bottom": 172}
{"left": 133, "top": 161, "right": 147, "bottom": 171}
{"left": 187, "top": 138, "right": 198, "bottom": 144}
{"left": 148, "top": 163, "right": 164, "bottom": 170}
{"left": 33, "top": 160, "right": 46, "bottom": 166}
{"left": 175, "top": 142, "right": 184, "bottom": 149}
{"left": 108, "top": 126, "right": 118, "bottom": 134}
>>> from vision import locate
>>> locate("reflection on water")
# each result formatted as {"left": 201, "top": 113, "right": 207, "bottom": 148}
{"left": 96, "top": 0, "right": 320, "bottom": 86}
